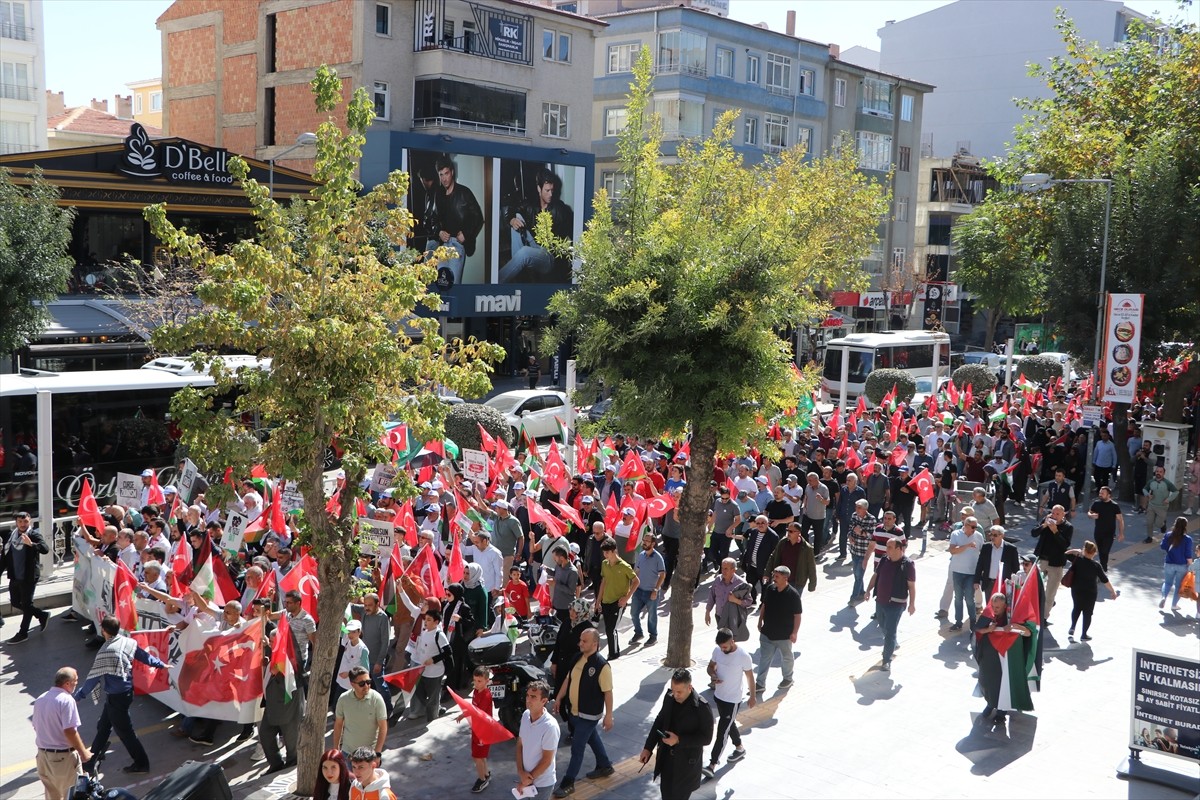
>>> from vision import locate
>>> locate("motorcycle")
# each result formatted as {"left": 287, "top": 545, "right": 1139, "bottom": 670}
{"left": 70, "top": 774, "right": 137, "bottom": 800}
{"left": 469, "top": 628, "right": 553, "bottom": 734}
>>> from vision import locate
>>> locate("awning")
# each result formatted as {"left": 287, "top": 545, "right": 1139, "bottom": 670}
{"left": 37, "top": 300, "right": 146, "bottom": 340}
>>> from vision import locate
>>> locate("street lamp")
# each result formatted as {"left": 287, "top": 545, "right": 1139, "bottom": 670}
{"left": 268, "top": 131, "right": 317, "bottom": 195}
{"left": 1021, "top": 172, "right": 1113, "bottom": 496}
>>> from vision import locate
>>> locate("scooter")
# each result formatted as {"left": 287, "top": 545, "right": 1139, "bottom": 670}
{"left": 469, "top": 615, "right": 554, "bottom": 734}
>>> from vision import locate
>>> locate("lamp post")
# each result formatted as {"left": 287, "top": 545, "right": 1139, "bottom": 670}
{"left": 268, "top": 131, "right": 317, "bottom": 195}
{"left": 1020, "top": 172, "right": 1113, "bottom": 497}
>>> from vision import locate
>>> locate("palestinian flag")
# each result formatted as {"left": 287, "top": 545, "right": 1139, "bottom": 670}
{"left": 1015, "top": 374, "right": 1035, "bottom": 393}
{"left": 269, "top": 614, "right": 298, "bottom": 702}
{"left": 189, "top": 553, "right": 224, "bottom": 604}
{"left": 384, "top": 665, "right": 425, "bottom": 708}
{"left": 986, "top": 389, "right": 997, "bottom": 407}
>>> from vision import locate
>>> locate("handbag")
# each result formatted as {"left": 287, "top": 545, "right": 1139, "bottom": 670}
{"left": 1181, "top": 571, "right": 1198, "bottom": 601}
{"left": 1060, "top": 561, "right": 1074, "bottom": 588}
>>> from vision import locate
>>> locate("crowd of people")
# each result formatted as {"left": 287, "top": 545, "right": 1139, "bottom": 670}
{"left": 11, "top": 379, "right": 1200, "bottom": 800}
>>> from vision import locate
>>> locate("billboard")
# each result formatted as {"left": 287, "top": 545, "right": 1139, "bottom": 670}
{"left": 406, "top": 149, "right": 584, "bottom": 288}
{"left": 1098, "top": 293, "right": 1144, "bottom": 403}
{"left": 1129, "top": 649, "right": 1200, "bottom": 764}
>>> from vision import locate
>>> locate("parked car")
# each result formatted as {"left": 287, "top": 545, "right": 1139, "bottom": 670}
{"left": 484, "top": 389, "right": 571, "bottom": 440}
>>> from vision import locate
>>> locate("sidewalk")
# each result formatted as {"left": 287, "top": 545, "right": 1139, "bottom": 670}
{"left": 235, "top": 495, "right": 1198, "bottom": 800}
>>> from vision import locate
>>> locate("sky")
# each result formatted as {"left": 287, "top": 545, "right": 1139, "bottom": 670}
{"left": 43, "top": 0, "right": 1191, "bottom": 108}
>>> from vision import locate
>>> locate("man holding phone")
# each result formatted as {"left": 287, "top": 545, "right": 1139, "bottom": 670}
{"left": 640, "top": 669, "right": 713, "bottom": 800}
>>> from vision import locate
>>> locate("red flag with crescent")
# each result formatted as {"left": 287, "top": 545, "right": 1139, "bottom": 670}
{"left": 77, "top": 476, "right": 106, "bottom": 531}
{"left": 132, "top": 629, "right": 171, "bottom": 695}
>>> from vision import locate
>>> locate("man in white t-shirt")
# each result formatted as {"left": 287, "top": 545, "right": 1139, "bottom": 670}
{"left": 702, "top": 628, "right": 756, "bottom": 779}
{"left": 516, "top": 680, "right": 560, "bottom": 797}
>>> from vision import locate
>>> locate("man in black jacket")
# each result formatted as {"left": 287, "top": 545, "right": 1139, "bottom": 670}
{"left": 738, "top": 517, "right": 778, "bottom": 604}
{"left": 640, "top": 669, "right": 713, "bottom": 800}
{"left": 3, "top": 511, "right": 51, "bottom": 643}
{"left": 427, "top": 155, "right": 484, "bottom": 287}
{"left": 973, "top": 525, "right": 1020, "bottom": 594}
{"left": 1031, "top": 505, "right": 1073, "bottom": 622}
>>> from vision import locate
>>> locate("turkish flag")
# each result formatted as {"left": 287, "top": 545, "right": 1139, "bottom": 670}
{"left": 604, "top": 492, "right": 620, "bottom": 532}
{"left": 397, "top": 499, "right": 419, "bottom": 548}
{"left": 383, "top": 664, "right": 424, "bottom": 693}
{"left": 526, "top": 496, "right": 566, "bottom": 538}
{"left": 863, "top": 453, "right": 878, "bottom": 477}
{"left": 855, "top": 395, "right": 868, "bottom": 415}
{"left": 890, "top": 445, "right": 908, "bottom": 467}
{"left": 617, "top": 451, "right": 646, "bottom": 481}
{"left": 477, "top": 424, "right": 496, "bottom": 454}
{"left": 411, "top": 544, "right": 444, "bottom": 598}
{"left": 250, "top": 464, "right": 269, "bottom": 479}
{"left": 544, "top": 441, "right": 569, "bottom": 495}
{"left": 644, "top": 493, "right": 676, "bottom": 519}
{"left": 380, "top": 424, "right": 409, "bottom": 453}
{"left": 132, "top": 629, "right": 171, "bottom": 695}
{"left": 245, "top": 569, "right": 277, "bottom": 618}
{"left": 113, "top": 560, "right": 138, "bottom": 632}
{"left": 278, "top": 554, "right": 320, "bottom": 621}
{"left": 844, "top": 447, "right": 862, "bottom": 471}
{"left": 147, "top": 470, "right": 165, "bottom": 506}
{"left": 575, "top": 434, "right": 594, "bottom": 469}
{"left": 268, "top": 481, "right": 287, "bottom": 537}
{"left": 177, "top": 619, "right": 265, "bottom": 705}
{"left": 447, "top": 527, "right": 465, "bottom": 583}
{"left": 906, "top": 468, "right": 936, "bottom": 505}
{"left": 830, "top": 407, "right": 841, "bottom": 435}
{"left": 77, "top": 477, "right": 106, "bottom": 531}
{"left": 448, "top": 687, "right": 515, "bottom": 745}
{"left": 549, "top": 499, "right": 584, "bottom": 531}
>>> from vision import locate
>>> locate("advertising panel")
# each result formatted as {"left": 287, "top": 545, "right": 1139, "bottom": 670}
{"left": 498, "top": 159, "right": 581, "bottom": 284}
{"left": 1129, "top": 649, "right": 1200, "bottom": 764}
{"left": 408, "top": 150, "right": 491, "bottom": 288}
{"left": 1098, "top": 293, "right": 1144, "bottom": 403}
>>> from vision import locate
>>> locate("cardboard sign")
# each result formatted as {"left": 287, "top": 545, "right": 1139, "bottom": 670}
{"left": 369, "top": 462, "right": 399, "bottom": 494}
{"left": 279, "top": 480, "right": 304, "bottom": 513}
{"left": 221, "top": 512, "right": 249, "bottom": 555}
{"left": 1081, "top": 405, "right": 1103, "bottom": 428}
{"left": 116, "top": 472, "right": 141, "bottom": 509}
{"left": 358, "top": 518, "right": 395, "bottom": 557}
{"left": 177, "top": 459, "right": 199, "bottom": 503}
{"left": 463, "top": 448, "right": 489, "bottom": 482}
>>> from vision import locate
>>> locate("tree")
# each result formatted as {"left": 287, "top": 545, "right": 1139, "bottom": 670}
{"left": 1019, "top": 353, "right": 1065, "bottom": 386}
{"left": 544, "top": 51, "right": 889, "bottom": 667}
{"left": 443, "top": 402, "right": 514, "bottom": 451}
{"left": 951, "top": 364, "right": 998, "bottom": 395}
{"left": 952, "top": 193, "right": 1047, "bottom": 350}
{"left": 0, "top": 168, "right": 75, "bottom": 356}
{"left": 143, "top": 66, "right": 503, "bottom": 794}
{"left": 97, "top": 256, "right": 204, "bottom": 351}
{"left": 864, "top": 369, "right": 916, "bottom": 407}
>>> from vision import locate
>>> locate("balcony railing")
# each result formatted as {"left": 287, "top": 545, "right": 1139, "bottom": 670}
{"left": 766, "top": 84, "right": 793, "bottom": 98}
{"left": 1, "top": 82, "right": 33, "bottom": 101}
{"left": 0, "top": 142, "right": 36, "bottom": 154}
{"left": 412, "top": 116, "right": 526, "bottom": 138}
{"left": 1, "top": 21, "right": 30, "bottom": 40}
{"left": 653, "top": 62, "right": 707, "bottom": 78}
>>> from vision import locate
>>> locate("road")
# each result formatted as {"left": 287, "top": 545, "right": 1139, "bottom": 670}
{"left": 2, "top": 493, "right": 1197, "bottom": 799}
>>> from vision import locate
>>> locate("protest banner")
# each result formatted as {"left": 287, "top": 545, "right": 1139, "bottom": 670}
{"left": 221, "top": 512, "right": 249, "bottom": 555}
{"left": 358, "top": 518, "right": 395, "bottom": 557}
{"left": 279, "top": 480, "right": 304, "bottom": 513}
{"left": 463, "top": 448, "right": 489, "bottom": 483}
{"left": 369, "top": 462, "right": 399, "bottom": 495}
{"left": 115, "top": 472, "right": 141, "bottom": 509}
{"left": 177, "top": 459, "right": 200, "bottom": 503}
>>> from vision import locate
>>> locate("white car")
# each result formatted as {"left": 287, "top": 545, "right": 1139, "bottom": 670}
{"left": 484, "top": 389, "right": 570, "bottom": 440}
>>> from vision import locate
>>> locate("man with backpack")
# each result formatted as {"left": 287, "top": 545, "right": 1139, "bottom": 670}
{"left": 866, "top": 537, "right": 916, "bottom": 671}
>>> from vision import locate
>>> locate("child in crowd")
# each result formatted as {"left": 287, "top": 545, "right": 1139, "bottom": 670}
{"left": 456, "top": 665, "right": 494, "bottom": 793}
{"left": 348, "top": 747, "right": 396, "bottom": 800}
{"left": 504, "top": 565, "right": 531, "bottom": 621}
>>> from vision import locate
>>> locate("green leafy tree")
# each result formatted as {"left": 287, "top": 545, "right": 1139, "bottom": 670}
{"left": 864, "top": 369, "right": 916, "bottom": 407}
{"left": 994, "top": 11, "right": 1200, "bottom": 496}
{"left": 0, "top": 168, "right": 75, "bottom": 356}
{"left": 544, "top": 50, "right": 889, "bottom": 667}
{"left": 144, "top": 66, "right": 502, "bottom": 794}
{"left": 1019, "top": 353, "right": 1067, "bottom": 386}
{"left": 952, "top": 193, "right": 1047, "bottom": 350}
{"left": 443, "top": 402, "right": 514, "bottom": 451}
{"left": 951, "top": 364, "right": 998, "bottom": 395}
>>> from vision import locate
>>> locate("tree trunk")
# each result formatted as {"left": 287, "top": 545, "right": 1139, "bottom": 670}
{"left": 293, "top": 455, "right": 360, "bottom": 797}
{"left": 1159, "top": 372, "right": 1200, "bottom": 423}
{"left": 983, "top": 308, "right": 1000, "bottom": 352}
{"left": 665, "top": 424, "right": 718, "bottom": 669}
{"left": 1113, "top": 403, "right": 1133, "bottom": 502}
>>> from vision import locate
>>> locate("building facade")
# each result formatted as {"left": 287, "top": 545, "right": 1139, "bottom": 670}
{"left": 126, "top": 77, "right": 164, "bottom": 129}
{"left": 1, "top": 0, "right": 47, "bottom": 154}
{"left": 157, "top": 0, "right": 603, "bottom": 376}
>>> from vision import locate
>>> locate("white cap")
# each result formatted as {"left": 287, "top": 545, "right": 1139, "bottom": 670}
{"left": 621, "top": 507, "right": 635, "bottom": 516}
{"left": 513, "top": 482, "right": 526, "bottom": 491}
{"left": 493, "top": 499, "right": 510, "bottom": 510}
{"left": 344, "top": 619, "right": 362, "bottom": 632}
{"left": 140, "top": 469, "right": 154, "bottom": 478}
{"left": 335, "top": 469, "right": 346, "bottom": 479}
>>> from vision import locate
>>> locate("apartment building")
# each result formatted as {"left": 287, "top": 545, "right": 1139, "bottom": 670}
{"left": 126, "top": 77, "right": 164, "bottom": 129}
{"left": 1, "top": 0, "right": 47, "bottom": 154}
{"left": 157, "top": 0, "right": 604, "bottom": 375}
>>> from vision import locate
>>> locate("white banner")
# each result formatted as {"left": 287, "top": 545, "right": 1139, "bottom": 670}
{"left": 279, "top": 480, "right": 304, "bottom": 513}
{"left": 369, "top": 462, "right": 399, "bottom": 494}
{"left": 221, "top": 512, "right": 249, "bottom": 555}
{"left": 358, "top": 518, "right": 395, "bottom": 556}
{"left": 462, "top": 448, "right": 489, "bottom": 482}
{"left": 115, "top": 472, "right": 141, "bottom": 509}
{"left": 71, "top": 535, "right": 116, "bottom": 624}
{"left": 1099, "top": 293, "right": 1144, "bottom": 403}
{"left": 177, "top": 459, "right": 200, "bottom": 504}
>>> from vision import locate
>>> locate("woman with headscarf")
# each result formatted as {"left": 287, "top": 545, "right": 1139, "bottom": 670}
{"left": 973, "top": 592, "right": 1035, "bottom": 725}
{"left": 550, "top": 597, "right": 594, "bottom": 739}
{"left": 463, "top": 562, "right": 494, "bottom": 633}
{"left": 442, "top": 583, "right": 477, "bottom": 689}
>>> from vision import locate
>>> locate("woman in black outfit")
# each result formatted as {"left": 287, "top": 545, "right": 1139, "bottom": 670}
{"left": 442, "top": 583, "right": 477, "bottom": 690}
{"left": 1064, "top": 540, "right": 1119, "bottom": 640}
{"left": 550, "top": 598, "right": 593, "bottom": 738}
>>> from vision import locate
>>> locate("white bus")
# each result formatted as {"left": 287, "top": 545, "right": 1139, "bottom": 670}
{"left": 820, "top": 330, "right": 952, "bottom": 405}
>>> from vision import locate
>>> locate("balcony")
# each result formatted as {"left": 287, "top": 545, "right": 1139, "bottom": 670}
{"left": 766, "top": 85, "right": 793, "bottom": 98}
{"left": 412, "top": 116, "right": 526, "bottom": 138}
{"left": 653, "top": 63, "right": 707, "bottom": 78}
{"left": 1, "top": 21, "right": 30, "bottom": 41}
{"left": 0, "top": 142, "right": 37, "bottom": 154}
{"left": 1, "top": 83, "right": 34, "bottom": 101}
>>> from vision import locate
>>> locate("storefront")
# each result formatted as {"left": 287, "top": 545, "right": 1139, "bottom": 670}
{"left": 361, "top": 130, "right": 594, "bottom": 377}
{"left": 0, "top": 123, "right": 319, "bottom": 371}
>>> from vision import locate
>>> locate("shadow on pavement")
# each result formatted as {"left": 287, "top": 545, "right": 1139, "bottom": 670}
{"left": 1043, "top": 641, "right": 1114, "bottom": 672}
{"left": 955, "top": 712, "right": 1038, "bottom": 776}
{"left": 851, "top": 668, "right": 902, "bottom": 705}
{"left": 932, "top": 631, "right": 975, "bottom": 671}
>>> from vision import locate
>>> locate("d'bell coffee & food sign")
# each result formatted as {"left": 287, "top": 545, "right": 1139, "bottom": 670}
{"left": 119, "top": 123, "right": 235, "bottom": 186}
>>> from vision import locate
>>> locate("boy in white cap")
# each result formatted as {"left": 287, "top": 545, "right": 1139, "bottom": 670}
{"left": 334, "top": 619, "right": 370, "bottom": 708}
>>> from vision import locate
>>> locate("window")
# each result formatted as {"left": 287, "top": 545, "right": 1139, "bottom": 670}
{"left": 797, "top": 126, "right": 812, "bottom": 155}
{"left": 855, "top": 131, "right": 892, "bottom": 171}
{"left": 897, "top": 145, "right": 911, "bottom": 172}
{"left": 605, "top": 107, "right": 628, "bottom": 137}
{"left": 834, "top": 78, "right": 847, "bottom": 107}
{"left": 657, "top": 29, "right": 706, "bottom": 75}
{"left": 895, "top": 196, "right": 909, "bottom": 222}
{"left": 654, "top": 97, "right": 703, "bottom": 139}
{"left": 133, "top": 93, "right": 143, "bottom": 114}
{"left": 541, "top": 102, "right": 568, "bottom": 138}
{"left": 0, "top": 119, "right": 30, "bottom": 153}
{"left": 715, "top": 47, "right": 733, "bottom": 78}
{"left": 744, "top": 116, "right": 759, "bottom": 146}
{"left": 928, "top": 214, "right": 953, "bottom": 247}
{"left": 150, "top": 91, "right": 162, "bottom": 112}
{"left": 822, "top": 348, "right": 873, "bottom": 382}
{"left": 900, "top": 93, "right": 914, "bottom": 122}
{"left": 608, "top": 43, "right": 639, "bottom": 73}
{"left": 764, "top": 113, "right": 789, "bottom": 149}
{"left": 375, "top": 3, "right": 391, "bottom": 36}
{"left": 543, "top": 29, "right": 571, "bottom": 62}
{"left": 862, "top": 77, "right": 892, "bottom": 117}
{"left": 265, "top": 13, "right": 277, "bottom": 73}
{"left": 602, "top": 171, "right": 629, "bottom": 199}
{"left": 1, "top": 61, "right": 29, "bottom": 100}
{"left": 556, "top": 2, "right": 579, "bottom": 12}
{"left": 798, "top": 68, "right": 815, "bottom": 96}
{"left": 746, "top": 54, "right": 759, "bottom": 84}
{"left": 892, "top": 247, "right": 906, "bottom": 270}
{"left": 264, "top": 86, "right": 276, "bottom": 145}
{"left": 373, "top": 81, "right": 390, "bottom": 120}
{"left": 414, "top": 78, "right": 527, "bottom": 135}
{"left": 1, "top": 0, "right": 29, "bottom": 40}
{"left": 766, "top": 53, "right": 791, "bottom": 94}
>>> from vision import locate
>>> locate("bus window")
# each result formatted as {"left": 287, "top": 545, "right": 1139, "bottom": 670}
{"left": 899, "top": 345, "right": 931, "bottom": 369}
{"left": 822, "top": 349, "right": 842, "bottom": 381}
{"left": 875, "top": 347, "right": 893, "bottom": 369}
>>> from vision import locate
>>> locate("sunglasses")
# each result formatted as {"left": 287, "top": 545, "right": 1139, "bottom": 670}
{"left": 353, "top": 680, "right": 371, "bottom": 687}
